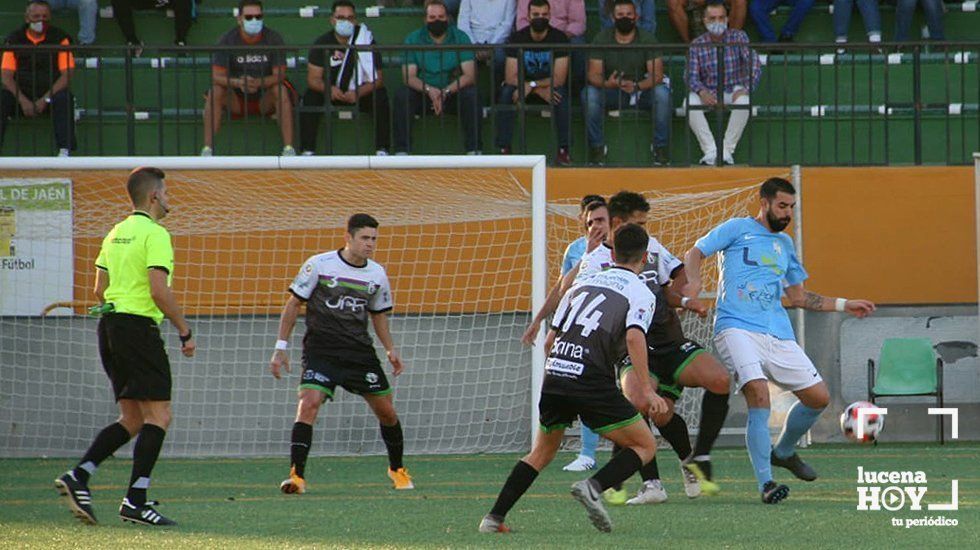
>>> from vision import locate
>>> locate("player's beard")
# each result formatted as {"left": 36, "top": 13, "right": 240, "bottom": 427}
{"left": 766, "top": 209, "right": 791, "bottom": 232}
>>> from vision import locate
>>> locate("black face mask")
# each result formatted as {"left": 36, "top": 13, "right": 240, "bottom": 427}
{"left": 529, "top": 17, "right": 549, "bottom": 33}
{"left": 614, "top": 17, "right": 635, "bottom": 34}
{"left": 427, "top": 19, "right": 449, "bottom": 37}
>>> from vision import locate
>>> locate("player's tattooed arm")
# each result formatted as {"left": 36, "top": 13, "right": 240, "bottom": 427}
{"left": 803, "top": 291, "right": 827, "bottom": 311}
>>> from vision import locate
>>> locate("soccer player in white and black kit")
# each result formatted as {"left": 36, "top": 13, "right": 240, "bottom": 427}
{"left": 564, "top": 192, "right": 732, "bottom": 503}
{"left": 270, "top": 213, "right": 414, "bottom": 492}
{"left": 479, "top": 223, "right": 668, "bottom": 534}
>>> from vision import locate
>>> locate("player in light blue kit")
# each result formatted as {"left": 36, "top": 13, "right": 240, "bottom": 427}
{"left": 683, "top": 178, "right": 875, "bottom": 504}
{"left": 523, "top": 194, "right": 607, "bottom": 471}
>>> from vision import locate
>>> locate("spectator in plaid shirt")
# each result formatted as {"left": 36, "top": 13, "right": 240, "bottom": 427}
{"left": 685, "top": 0, "right": 760, "bottom": 165}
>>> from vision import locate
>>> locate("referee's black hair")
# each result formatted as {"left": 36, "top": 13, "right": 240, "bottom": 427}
{"left": 127, "top": 167, "right": 165, "bottom": 206}
{"left": 347, "top": 213, "right": 379, "bottom": 234}
{"left": 760, "top": 177, "right": 796, "bottom": 199}
{"left": 607, "top": 190, "right": 650, "bottom": 221}
{"left": 613, "top": 223, "right": 648, "bottom": 265}
{"left": 579, "top": 194, "right": 605, "bottom": 212}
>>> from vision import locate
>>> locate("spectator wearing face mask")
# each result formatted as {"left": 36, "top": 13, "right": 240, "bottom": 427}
{"left": 393, "top": 0, "right": 481, "bottom": 154}
{"left": 300, "top": 0, "right": 390, "bottom": 155}
{"left": 685, "top": 0, "right": 761, "bottom": 165}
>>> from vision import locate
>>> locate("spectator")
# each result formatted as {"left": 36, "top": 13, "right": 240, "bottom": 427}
{"left": 1, "top": 0, "right": 76, "bottom": 156}
{"left": 517, "top": 0, "right": 586, "bottom": 91}
{"left": 833, "top": 0, "right": 882, "bottom": 48}
{"left": 685, "top": 0, "right": 761, "bottom": 165}
{"left": 457, "top": 0, "right": 516, "bottom": 82}
{"left": 300, "top": 0, "right": 390, "bottom": 155}
{"left": 599, "top": 0, "right": 655, "bottom": 34}
{"left": 666, "top": 0, "right": 746, "bottom": 42}
{"left": 583, "top": 0, "right": 670, "bottom": 166}
{"left": 112, "top": 0, "right": 193, "bottom": 53}
{"left": 47, "top": 0, "right": 97, "bottom": 45}
{"left": 394, "top": 0, "right": 481, "bottom": 154}
{"left": 895, "top": 0, "right": 945, "bottom": 42}
{"left": 496, "top": 0, "right": 571, "bottom": 164}
{"left": 747, "top": 0, "right": 814, "bottom": 43}
{"left": 202, "top": 0, "right": 295, "bottom": 156}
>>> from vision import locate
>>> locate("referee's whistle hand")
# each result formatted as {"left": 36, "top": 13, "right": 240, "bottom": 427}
{"left": 180, "top": 337, "right": 196, "bottom": 357}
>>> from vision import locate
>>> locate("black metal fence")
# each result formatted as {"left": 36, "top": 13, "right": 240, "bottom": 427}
{"left": 0, "top": 41, "right": 977, "bottom": 166}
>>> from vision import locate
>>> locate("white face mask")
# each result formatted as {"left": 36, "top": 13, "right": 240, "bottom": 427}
{"left": 334, "top": 19, "right": 354, "bottom": 37}
{"left": 29, "top": 21, "right": 45, "bottom": 34}
{"left": 242, "top": 19, "right": 263, "bottom": 36}
{"left": 707, "top": 21, "right": 727, "bottom": 36}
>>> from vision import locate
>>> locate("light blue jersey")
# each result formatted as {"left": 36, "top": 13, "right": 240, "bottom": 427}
{"left": 561, "top": 236, "right": 587, "bottom": 276}
{"left": 695, "top": 217, "right": 807, "bottom": 340}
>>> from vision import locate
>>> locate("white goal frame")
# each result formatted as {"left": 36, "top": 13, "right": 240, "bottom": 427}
{"left": 0, "top": 154, "right": 551, "bottom": 442}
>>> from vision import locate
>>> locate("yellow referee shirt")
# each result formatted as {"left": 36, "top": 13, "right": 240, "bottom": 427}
{"left": 95, "top": 211, "right": 174, "bottom": 325}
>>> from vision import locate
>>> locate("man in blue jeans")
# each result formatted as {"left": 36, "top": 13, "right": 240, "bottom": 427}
{"left": 747, "top": 0, "right": 814, "bottom": 43}
{"left": 894, "top": 0, "right": 945, "bottom": 42}
{"left": 833, "top": 0, "right": 882, "bottom": 48}
{"left": 583, "top": 0, "right": 670, "bottom": 166}
{"left": 496, "top": 0, "right": 572, "bottom": 165}
{"left": 47, "top": 0, "right": 97, "bottom": 45}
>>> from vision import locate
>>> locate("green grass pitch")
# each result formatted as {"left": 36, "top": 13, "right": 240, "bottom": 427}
{"left": 1, "top": 444, "right": 977, "bottom": 548}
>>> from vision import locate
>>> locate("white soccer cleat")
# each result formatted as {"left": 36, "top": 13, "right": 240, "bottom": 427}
{"left": 626, "top": 479, "right": 668, "bottom": 505}
{"left": 681, "top": 461, "right": 702, "bottom": 498}
{"left": 562, "top": 455, "right": 596, "bottom": 472}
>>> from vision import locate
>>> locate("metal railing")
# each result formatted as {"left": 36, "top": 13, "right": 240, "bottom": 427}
{"left": 0, "top": 41, "right": 977, "bottom": 166}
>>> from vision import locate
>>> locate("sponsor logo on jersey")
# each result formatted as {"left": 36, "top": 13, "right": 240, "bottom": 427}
{"left": 325, "top": 296, "right": 368, "bottom": 312}
{"left": 545, "top": 357, "right": 585, "bottom": 376}
{"left": 550, "top": 339, "right": 586, "bottom": 360}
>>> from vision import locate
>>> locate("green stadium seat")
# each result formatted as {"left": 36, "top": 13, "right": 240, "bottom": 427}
{"left": 867, "top": 338, "right": 946, "bottom": 444}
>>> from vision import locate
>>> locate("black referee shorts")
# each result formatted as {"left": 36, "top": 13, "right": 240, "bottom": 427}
{"left": 98, "top": 312, "right": 172, "bottom": 401}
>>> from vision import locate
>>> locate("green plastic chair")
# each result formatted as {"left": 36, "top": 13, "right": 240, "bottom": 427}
{"left": 867, "top": 338, "right": 945, "bottom": 444}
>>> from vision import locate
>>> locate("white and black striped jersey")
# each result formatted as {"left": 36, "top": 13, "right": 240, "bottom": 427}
{"left": 544, "top": 266, "right": 656, "bottom": 396}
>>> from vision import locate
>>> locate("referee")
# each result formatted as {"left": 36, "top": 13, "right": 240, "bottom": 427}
{"left": 55, "top": 167, "right": 195, "bottom": 527}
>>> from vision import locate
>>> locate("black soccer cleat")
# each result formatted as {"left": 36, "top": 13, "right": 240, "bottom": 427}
{"left": 771, "top": 451, "right": 818, "bottom": 481}
{"left": 119, "top": 498, "right": 177, "bottom": 526}
{"left": 54, "top": 471, "right": 97, "bottom": 525}
{"left": 570, "top": 479, "right": 613, "bottom": 532}
{"left": 760, "top": 480, "right": 790, "bottom": 504}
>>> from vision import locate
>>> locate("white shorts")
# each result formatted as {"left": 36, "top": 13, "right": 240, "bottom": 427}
{"left": 714, "top": 328, "right": 823, "bottom": 392}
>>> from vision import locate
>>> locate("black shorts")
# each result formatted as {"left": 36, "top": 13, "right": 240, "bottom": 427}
{"left": 98, "top": 313, "right": 172, "bottom": 401}
{"left": 538, "top": 390, "right": 642, "bottom": 435}
{"left": 300, "top": 353, "right": 390, "bottom": 401}
{"left": 618, "top": 340, "right": 705, "bottom": 400}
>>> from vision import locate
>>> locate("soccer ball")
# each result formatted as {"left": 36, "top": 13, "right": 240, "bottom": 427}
{"left": 840, "top": 401, "right": 884, "bottom": 443}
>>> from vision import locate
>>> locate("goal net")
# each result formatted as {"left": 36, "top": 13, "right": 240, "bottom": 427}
{"left": 0, "top": 157, "right": 785, "bottom": 458}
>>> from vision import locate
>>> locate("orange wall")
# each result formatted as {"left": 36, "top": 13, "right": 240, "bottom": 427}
{"left": 547, "top": 167, "right": 978, "bottom": 305}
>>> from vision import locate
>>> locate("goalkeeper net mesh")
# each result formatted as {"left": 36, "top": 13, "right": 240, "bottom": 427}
{"left": 0, "top": 167, "right": 767, "bottom": 458}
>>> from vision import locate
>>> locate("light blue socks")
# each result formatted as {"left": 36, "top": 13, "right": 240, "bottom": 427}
{"left": 746, "top": 407, "right": 772, "bottom": 492}
{"left": 774, "top": 402, "right": 824, "bottom": 459}
{"left": 580, "top": 424, "right": 599, "bottom": 460}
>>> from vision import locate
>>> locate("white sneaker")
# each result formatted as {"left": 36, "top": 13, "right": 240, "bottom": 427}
{"left": 562, "top": 455, "right": 596, "bottom": 472}
{"left": 375, "top": 149, "right": 389, "bottom": 156}
{"left": 281, "top": 145, "right": 296, "bottom": 156}
{"left": 680, "top": 461, "right": 702, "bottom": 498}
{"left": 626, "top": 479, "right": 668, "bottom": 505}
{"left": 57, "top": 148, "right": 70, "bottom": 157}
{"left": 723, "top": 152, "right": 735, "bottom": 165}
{"left": 200, "top": 146, "right": 213, "bottom": 157}
{"left": 300, "top": 150, "right": 314, "bottom": 156}
{"left": 699, "top": 152, "right": 717, "bottom": 165}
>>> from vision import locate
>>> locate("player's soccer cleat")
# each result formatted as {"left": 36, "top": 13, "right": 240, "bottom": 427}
{"left": 602, "top": 486, "right": 628, "bottom": 505}
{"left": 682, "top": 457, "right": 721, "bottom": 496}
{"left": 54, "top": 471, "right": 97, "bottom": 525}
{"left": 477, "top": 514, "right": 511, "bottom": 533}
{"left": 388, "top": 467, "right": 415, "bottom": 490}
{"left": 279, "top": 466, "right": 306, "bottom": 494}
{"left": 760, "top": 480, "right": 790, "bottom": 504}
{"left": 626, "top": 479, "right": 668, "bottom": 505}
{"left": 571, "top": 479, "right": 613, "bottom": 533}
{"left": 680, "top": 461, "right": 702, "bottom": 498}
{"left": 119, "top": 498, "right": 176, "bottom": 526}
{"left": 771, "top": 451, "right": 818, "bottom": 482}
{"left": 562, "top": 454, "right": 596, "bottom": 472}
